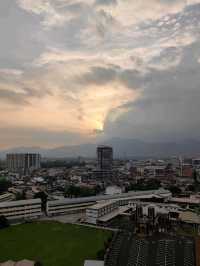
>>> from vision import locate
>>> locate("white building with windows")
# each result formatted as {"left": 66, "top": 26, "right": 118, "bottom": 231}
{"left": 47, "top": 189, "right": 171, "bottom": 217}
{"left": 0, "top": 193, "right": 15, "bottom": 203}
{"left": 7, "top": 153, "right": 41, "bottom": 175}
{"left": 86, "top": 200, "right": 119, "bottom": 224}
{"left": 0, "top": 198, "right": 42, "bottom": 221}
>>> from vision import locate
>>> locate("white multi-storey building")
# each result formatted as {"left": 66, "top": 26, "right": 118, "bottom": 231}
{"left": 86, "top": 200, "right": 119, "bottom": 224}
{"left": 47, "top": 189, "right": 171, "bottom": 217}
{"left": 7, "top": 153, "right": 41, "bottom": 174}
{"left": 0, "top": 193, "right": 15, "bottom": 203}
{"left": 0, "top": 198, "right": 42, "bottom": 221}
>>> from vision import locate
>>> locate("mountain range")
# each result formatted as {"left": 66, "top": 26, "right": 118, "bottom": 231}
{"left": 0, "top": 138, "right": 200, "bottom": 159}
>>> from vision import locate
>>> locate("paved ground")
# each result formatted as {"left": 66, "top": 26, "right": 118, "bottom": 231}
{"left": 39, "top": 212, "right": 85, "bottom": 223}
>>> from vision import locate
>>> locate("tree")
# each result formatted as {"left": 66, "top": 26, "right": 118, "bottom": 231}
{"left": 96, "top": 249, "right": 105, "bottom": 260}
{"left": 193, "top": 169, "right": 198, "bottom": 183}
{"left": 15, "top": 190, "right": 26, "bottom": 200}
{"left": 186, "top": 185, "right": 195, "bottom": 192}
{"left": 65, "top": 185, "right": 99, "bottom": 198}
{"left": 0, "top": 179, "right": 12, "bottom": 194}
{"left": 168, "top": 185, "right": 181, "bottom": 196}
{"left": 125, "top": 178, "right": 161, "bottom": 192}
{"left": 35, "top": 262, "right": 43, "bottom": 266}
{"left": 0, "top": 215, "right": 9, "bottom": 229}
{"left": 34, "top": 192, "right": 48, "bottom": 212}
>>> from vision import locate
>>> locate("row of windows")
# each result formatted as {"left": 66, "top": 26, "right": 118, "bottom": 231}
{"left": 6, "top": 210, "right": 41, "bottom": 218}
{"left": 48, "top": 206, "right": 89, "bottom": 213}
{"left": 48, "top": 201, "right": 96, "bottom": 208}
{"left": 47, "top": 203, "right": 92, "bottom": 212}
{"left": 48, "top": 207, "right": 86, "bottom": 214}
{"left": 1, "top": 208, "right": 41, "bottom": 216}
{"left": 0, "top": 205, "right": 41, "bottom": 213}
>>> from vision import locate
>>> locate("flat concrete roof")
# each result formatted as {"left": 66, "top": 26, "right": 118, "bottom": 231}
{"left": 179, "top": 211, "right": 200, "bottom": 224}
{"left": 98, "top": 206, "right": 130, "bottom": 222}
{"left": 84, "top": 260, "right": 104, "bottom": 266}
{"left": 0, "top": 198, "right": 41, "bottom": 208}
{"left": 48, "top": 189, "right": 171, "bottom": 207}
{"left": 171, "top": 197, "right": 200, "bottom": 204}
{"left": 88, "top": 200, "right": 117, "bottom": 210}
{"left": 0, "top": 260, "right": 35, "bottom": 266}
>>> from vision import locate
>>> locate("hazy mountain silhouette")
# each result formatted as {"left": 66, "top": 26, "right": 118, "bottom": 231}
{"left": 0, "top": 138, "right": 200, "bottom": 158}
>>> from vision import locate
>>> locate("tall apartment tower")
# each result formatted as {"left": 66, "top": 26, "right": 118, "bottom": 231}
{"left": 7, "top": 153, "right": 41, "bottom": 175}
{"left": 97, "top": 146, "right": 113, "bottom": 171}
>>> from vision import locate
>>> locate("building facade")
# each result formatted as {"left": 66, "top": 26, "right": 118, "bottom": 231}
{"left": 47, "top": 189, "right": 171, "bottom": 217}
{"left": 0, "top": 198, "right": 42, "bottom": 222}
{"left": 97, "top": 146, "right": 113, "bottom": 171}
{"left": 7, "top": 153, "right": 41, "bottom": 174}
{"left": 0, "top": 193, "right": 15, "bottom": 203}
{"left": 86, "top": 200, "right": 119, "bottom": 224}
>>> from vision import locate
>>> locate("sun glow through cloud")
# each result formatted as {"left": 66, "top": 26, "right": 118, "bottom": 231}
{"left": 0, "top": 0, "right": 200, "bottom": 147}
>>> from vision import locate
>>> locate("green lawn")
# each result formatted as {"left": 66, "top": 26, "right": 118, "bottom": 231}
{"left": 0, "top": 222, "right": 111, "bottom": 266}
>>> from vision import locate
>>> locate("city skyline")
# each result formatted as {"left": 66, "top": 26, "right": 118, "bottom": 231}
{"left": 1, "top": 0, "right": 200, "bottom": 149}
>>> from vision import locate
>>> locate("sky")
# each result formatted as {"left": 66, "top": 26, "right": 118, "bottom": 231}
{"left": 0, "top": 0, "right": 200, "bottom": 149}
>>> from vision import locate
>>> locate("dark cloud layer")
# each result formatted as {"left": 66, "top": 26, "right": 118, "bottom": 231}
{"left": 104, "top": 41, "right": 200, "bottom": 141}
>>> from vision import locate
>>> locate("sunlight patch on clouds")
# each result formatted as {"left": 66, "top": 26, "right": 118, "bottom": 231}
{"left": 0, "top": 68, "right": 23, "bottom": 77}
{"left": 0, "top": 61, "right": 139, "bottom": 137}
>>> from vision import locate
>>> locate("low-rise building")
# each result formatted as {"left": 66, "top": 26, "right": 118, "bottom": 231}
{"left": 0, "top": 260, "right": 35, "bottom": 266}
{"left": 179, "top": 211, "right": 200, "bottom": 234}
{"left": 0, "top": 193, "right": 15, "bottom": 202}
{"left": 86, "top": 200, "right": 119, "bottom": 224}
{"left": 84, "top": 260, "right": 104, "bottom": 266}
{"left": 0, "top": 198, "right": 42, "bottom": 222}
{"left": 47, "top": 199, "right": 93, "bottom": 216}
{"left": 47, "top": 189, "right": 171, "bottom": 216}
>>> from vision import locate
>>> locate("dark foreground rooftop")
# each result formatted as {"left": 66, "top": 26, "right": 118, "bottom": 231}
{"left": 105, "top": 232, "right": 195, "bottom": 266}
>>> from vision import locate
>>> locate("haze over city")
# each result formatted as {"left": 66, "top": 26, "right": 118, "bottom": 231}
{"left": 1, "top": 0, "right": 200, "bottom": 149}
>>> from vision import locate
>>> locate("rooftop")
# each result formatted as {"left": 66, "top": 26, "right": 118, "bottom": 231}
{"left": 89, "top": 200, "right": 117, "bottom": 210}
{"left": 48, "top": 189, "right": 171, "bottom": 207}
{"left": 0, "top": 198, "right": 41, "bottom": 208}
{"left": 0, "top": 260, "right": 35, "bottom": 266}
{"left": 84, "top": 260, "right": 104, "bottom": 266}
{"left": 98, "top": 206, "right": 130, "bottom": 222}
{"left": 179, "top": 211, "right": 200, "bottom": 224}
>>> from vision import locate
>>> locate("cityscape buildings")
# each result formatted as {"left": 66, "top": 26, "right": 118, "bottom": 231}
{"left": 6, "top": 153, "right": 41, "bottom": 175}
{"left": 97, "top": 146, "right": 113, "bottom": 171}
{"left": 1, "top": 148, "right": 200, "bottom": 266}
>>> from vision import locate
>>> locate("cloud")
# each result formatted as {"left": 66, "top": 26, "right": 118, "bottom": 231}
{"left": 95, "top": 0, "right": 117, "bottom": 6}
{"left": 0, "top": 0, "right": 200, "bottom": 148}
{"left": 0, "top": 89, "right": 29, "bottom": 105}
{"left": 17, "top": 0, "right": 93, "bottom": 28}
{"left": 104, "top": 41, "right": 200, "bottom": 141}
{"left": 0, "top": 61, "right": 138, "bottom": 142}
{"left": 77, "top": 66, "right": 117, "bottom": 85}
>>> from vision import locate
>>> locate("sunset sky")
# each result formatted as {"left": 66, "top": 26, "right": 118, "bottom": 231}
{"left": 0, "top": 0, "right": 200, "bottom": 148}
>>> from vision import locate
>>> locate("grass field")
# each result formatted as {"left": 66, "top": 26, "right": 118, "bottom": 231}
{"left": 0, "top": 222, "right": 112, "bottom": 266}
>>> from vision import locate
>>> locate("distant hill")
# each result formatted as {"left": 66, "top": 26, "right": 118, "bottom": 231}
{"left": 1, "top": 138, "right": 200, "bottom": 159}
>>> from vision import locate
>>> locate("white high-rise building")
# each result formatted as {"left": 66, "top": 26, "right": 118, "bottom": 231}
{"left": 7, "top": 153, "right": 41, "bottom": 174}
